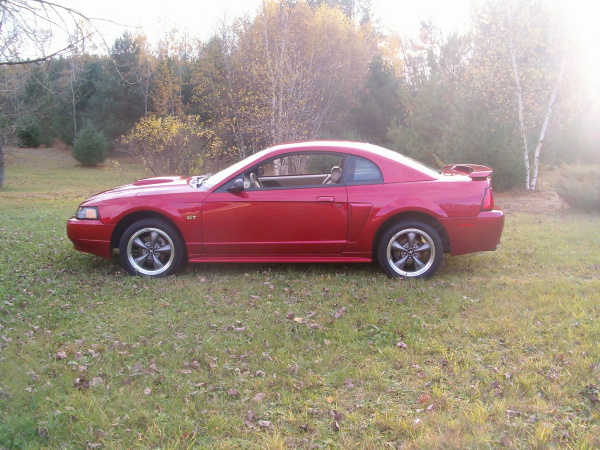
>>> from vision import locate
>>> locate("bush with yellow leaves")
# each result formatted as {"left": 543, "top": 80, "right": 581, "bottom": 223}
{"left": 121, "top": 115, "right": 224, "bottom": 176}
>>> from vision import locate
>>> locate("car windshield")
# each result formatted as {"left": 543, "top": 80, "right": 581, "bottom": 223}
{"left": 203, "top": 149, "right": 270, "bottom": 189}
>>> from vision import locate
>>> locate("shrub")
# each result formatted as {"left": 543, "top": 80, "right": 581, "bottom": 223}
{"left": 72, "top": 124, "right": 109, "bottom": 166}
{"left": 554, "top": 165, "right": 600, "bottom": 212}
{"left": 17, "top": 119, "right": 42, "bottom": 148}
{"left": 121, "top": 115, "right": 224, "bottom": 175}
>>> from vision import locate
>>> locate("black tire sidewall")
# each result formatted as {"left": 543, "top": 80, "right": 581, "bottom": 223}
{"left": 119, "top": 219, "right": 185, "bottom": 277}
{"left": 377, "top": 220, "right": 443, "bottom": 278}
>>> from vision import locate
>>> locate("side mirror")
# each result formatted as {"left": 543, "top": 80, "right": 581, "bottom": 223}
{"left": 226, "top": 178, "right": 245, "bottom": 193}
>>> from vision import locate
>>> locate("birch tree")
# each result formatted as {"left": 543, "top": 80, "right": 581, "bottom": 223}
{"left": 468, "top": 0, "right": 572, "bottom": 190}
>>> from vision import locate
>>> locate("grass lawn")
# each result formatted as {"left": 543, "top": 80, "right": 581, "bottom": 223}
{"left": 1, "top": 147, "right": 598, "bottom": 448}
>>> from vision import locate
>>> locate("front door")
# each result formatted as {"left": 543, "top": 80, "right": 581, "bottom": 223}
{"left": 202, "top": 152, "right": 348, "bottom": 256}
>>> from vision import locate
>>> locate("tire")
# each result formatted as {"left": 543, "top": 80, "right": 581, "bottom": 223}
{"left": 119, "top": 219, "right": 185, "bottom": 277}
{"left": 377, "top": 220, "right": 443, "bottom": 278}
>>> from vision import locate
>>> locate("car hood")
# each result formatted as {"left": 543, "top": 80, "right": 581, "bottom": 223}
{"left": 82, "top": 176, "right": 205, "bottom": 204}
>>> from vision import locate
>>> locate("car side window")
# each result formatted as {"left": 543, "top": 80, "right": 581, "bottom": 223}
{"left": 346, "top": 155, "right": 383, "bottom": 185}
{"left": 247, "top": 152, "right": 344, "bottom": 189}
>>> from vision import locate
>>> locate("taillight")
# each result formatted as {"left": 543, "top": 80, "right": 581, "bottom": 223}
{"left": 482, "top": 188, "right": 494, "bottom": 211}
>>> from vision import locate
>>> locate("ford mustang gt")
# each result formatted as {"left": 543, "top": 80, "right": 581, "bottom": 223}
{"left": 67, "top": 141, "right": 504, "bottom": 278}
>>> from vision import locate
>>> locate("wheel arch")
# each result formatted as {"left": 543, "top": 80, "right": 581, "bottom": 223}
{"left": 372, "top": 211, "right": 451, "bottom": 259}
{"left": 110, "top": 211, "right": 186, "bottom": 257}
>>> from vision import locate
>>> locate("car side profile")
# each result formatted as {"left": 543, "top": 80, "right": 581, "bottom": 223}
{"left": 67, "top": 141, "right": 504, "bottom": 278}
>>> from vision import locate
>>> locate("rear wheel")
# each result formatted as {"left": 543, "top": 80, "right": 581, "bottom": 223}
{"left": 377, "top": 220, "right": 443, "bottom": 278}
{"left": 119, "top": 219, "right": 185, "bottom": 277}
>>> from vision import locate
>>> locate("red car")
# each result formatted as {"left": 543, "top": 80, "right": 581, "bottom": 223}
{"left": 67, "top": 141, "right": 504, "bottom": 278}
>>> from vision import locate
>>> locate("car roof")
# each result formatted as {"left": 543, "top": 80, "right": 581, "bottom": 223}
{"left": 266, "top": 140, "right": 439, "bottom": 183}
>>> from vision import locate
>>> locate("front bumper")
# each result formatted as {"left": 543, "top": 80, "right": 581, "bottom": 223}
{"left": 66, "top": 218, "right": 115, "bottom": 259}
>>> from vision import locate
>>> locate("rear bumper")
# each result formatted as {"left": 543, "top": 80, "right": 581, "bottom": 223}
{"left": 66, "top": 218, "right": 115, "bottom": 259}
{"left": 440, "top": 210, "right": 505, "bottom": 256}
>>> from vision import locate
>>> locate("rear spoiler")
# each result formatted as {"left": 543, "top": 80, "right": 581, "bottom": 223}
{"left": 442, "top": 164, "right": 493, "bottom": 180}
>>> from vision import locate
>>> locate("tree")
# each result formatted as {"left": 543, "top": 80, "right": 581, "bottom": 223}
{"left": 467, "top": 0, "right": 572, "bottom": 190}
{"left": 0, "top": 0, "right": 95, "bottom": 188}
{"left": 193, "top": 0, "right": 373, "bottom": 159}
{"left": 79, "top": 32, "right": 147, "bottom": 142}
{"left": 352, "top": 55, "right": 401, "bottom": 145}
{"left": 72, "top": 123, "right": 108, "bottom": 166}
{"left": 149, "top": 60, "right": 185, "bottom": 117}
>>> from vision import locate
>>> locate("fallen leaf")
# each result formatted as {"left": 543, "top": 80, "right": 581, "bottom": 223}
{"left": 257, "top": 420, "right": 271, "bottom": 428}
{"left": 333, "top": 307, "right": 347, "bottom": 319}
{"left": 506, "top": 409, "right": 521, "bottom": 417}
{"left": 330, "top": 410, "right": 343, "bottom": 421}
{"left": 253, "top": 392, "right": 266, "bottom": 402}
{"left": 418, "top": 394, "right": 431, "bottom": 404}
{"left": 56, "top": 351, "right": 67, "bottom": 360}
{"left": 90, "top": 377, "right": 103, "bottom": 387}
{"left": 227, "top": 389, "right": 240, "bottom": 397}
{"left": 396, "top": 341, "right": 408, "bottom": 349}
{"left": 74, "top": 377, "right": 89, "bottom": 390}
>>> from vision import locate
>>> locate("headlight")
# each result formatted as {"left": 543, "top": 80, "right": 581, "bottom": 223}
{"left": 75, "top": 206, "right": 100, "bottom": 220}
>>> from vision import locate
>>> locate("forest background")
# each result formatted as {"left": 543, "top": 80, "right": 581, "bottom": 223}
{"left": 0, "top": 0, "right": 598, "bottom": 192}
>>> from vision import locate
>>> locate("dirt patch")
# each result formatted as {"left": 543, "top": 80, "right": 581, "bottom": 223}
{"left": 495, "top": 188, "right": 566, "bottom": 215}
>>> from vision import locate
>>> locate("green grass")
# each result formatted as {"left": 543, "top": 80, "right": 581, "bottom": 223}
{"left": 1, "top": 147, "right": 599, "bottom": 448}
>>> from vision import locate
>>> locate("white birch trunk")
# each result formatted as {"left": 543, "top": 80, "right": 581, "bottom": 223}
{"left": 0, "top": 145, "right": 4, "bottom": 188}
{"left": 530, "top": 51, "right": 568, "bottom": 190}
{"left": 507, "top": 12, "right": 530, "bottom": 190}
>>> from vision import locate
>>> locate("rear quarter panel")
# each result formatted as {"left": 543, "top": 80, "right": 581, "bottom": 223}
{"left": 344, "top": 177, "right": 493, "bottom": 255}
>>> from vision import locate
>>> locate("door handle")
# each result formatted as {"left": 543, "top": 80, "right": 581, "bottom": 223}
{"left": 316, "top": 196, "right": 335, "bottom": 202}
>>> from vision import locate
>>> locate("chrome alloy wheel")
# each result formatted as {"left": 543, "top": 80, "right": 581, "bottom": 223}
{"left": 126, "top": 227, "right": 175, "bottom": 276}
{"left": 386, "top": 228, "right": 436, "bottom": 277}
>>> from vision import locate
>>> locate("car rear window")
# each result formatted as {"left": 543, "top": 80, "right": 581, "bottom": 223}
{"left": 346, "top": 156, "right": 383, "bottom": 184}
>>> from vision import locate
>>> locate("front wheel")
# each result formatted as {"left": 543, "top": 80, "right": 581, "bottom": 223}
{"left": 119, "top": 219, "right": 185, "bottom": 277}
{"left": 377, "top": 220, "right": 443, "bottom": 278}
